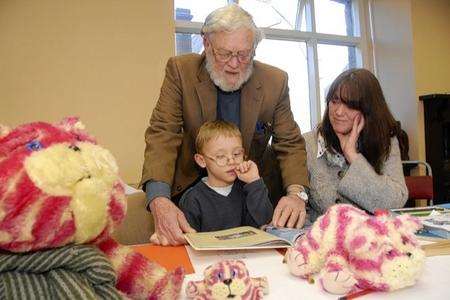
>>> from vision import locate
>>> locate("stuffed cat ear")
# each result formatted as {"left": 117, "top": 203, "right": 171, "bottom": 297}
{"left": 203, "top": 264, "right": 213, "bottom": 277}
{"left": 234, "top": 260, "right": 248, "bottom": 271}
{"left": 0, "top": 124, "right": 11, "bottom": 139}
{"left": 57, "top": 116, "right": 85, "bottom": 132}
{"left": 57, "top": 117, "right": 96, "bottom": 143}
{"left": 394, "top": 214, "right": 423, "bottom": 234}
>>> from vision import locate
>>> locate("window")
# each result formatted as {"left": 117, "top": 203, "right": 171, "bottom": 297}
{"left": 174, "top": 0, "right": 369, "bottom": 133}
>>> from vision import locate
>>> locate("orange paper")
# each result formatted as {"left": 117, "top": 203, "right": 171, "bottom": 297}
{"left": 132, "top": 244, "right": 195, "bottom": 274}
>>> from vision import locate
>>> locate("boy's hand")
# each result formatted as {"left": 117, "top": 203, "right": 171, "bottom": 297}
{"left": 235, "top": 160, "right": 260, "bottom": 184}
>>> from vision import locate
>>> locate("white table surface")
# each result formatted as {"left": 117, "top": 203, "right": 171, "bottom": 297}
{"left": 180, "top": 246, "right": 450, "bottom": 300}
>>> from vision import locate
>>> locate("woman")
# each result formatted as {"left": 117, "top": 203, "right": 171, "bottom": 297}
{"left": 304, "top": 68, "right": 408, "bottom": 221}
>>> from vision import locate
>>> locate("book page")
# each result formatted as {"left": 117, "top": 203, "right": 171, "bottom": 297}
{"left": 390, "top": 206, "right": 448, "bottom": 217}
{"left": 391, "top": 206, "right": 450, "bottom": 239}
{"left": 421, "top": 210, "right": 450, "bottom": 239}
{"left": 185, "top": 226, "right": 291, "bottom": 250}
{"left": 264, "top": 226, "right": 308, "bottom": 245}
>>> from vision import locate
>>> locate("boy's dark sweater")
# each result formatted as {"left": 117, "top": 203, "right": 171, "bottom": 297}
{"left": 179, "top": 178, "right": 273, "bottom": 232}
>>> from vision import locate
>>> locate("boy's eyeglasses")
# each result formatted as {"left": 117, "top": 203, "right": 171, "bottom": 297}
{"left": 204, "top": 149, "right": 245, "bottom": 167}
{"left": 210, "top": 46, "right": 254, "bottom": 64}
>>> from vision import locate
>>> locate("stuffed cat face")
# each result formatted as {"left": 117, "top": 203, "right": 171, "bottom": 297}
{"left": 375, "top": 213, "right": 425, "bottom": 289}
{"left": 334, "top": 208, "right": 424, "bottom": 290}
{"left": 204, "top": 260, "right": 251, "bottom": 299}
{"left": 345, "top": 223, "right": 424, "bottom": 290}
{"left": 0, "top": 117, "right": 126, "bottom": 252}
{"left": 186, "top": 260, "right": 267, "bottom": 300}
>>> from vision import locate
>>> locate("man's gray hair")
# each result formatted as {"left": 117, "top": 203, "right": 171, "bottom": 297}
{"left": 201, "top": 4, "right": 263, "bottom": 48}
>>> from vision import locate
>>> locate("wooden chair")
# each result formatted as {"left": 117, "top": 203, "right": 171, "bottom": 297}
{"left": 113, "top": 192, "right": 155, "bottom": 245}
{"left": 402, "top": 160, "right": 434, "bottom": 207}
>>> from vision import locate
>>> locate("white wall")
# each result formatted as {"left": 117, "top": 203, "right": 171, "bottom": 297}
{"left": 411, "top": 0, "right": 450, "bottom": 161}
{"left": 369, "top": 0, "right": 418, "bottom": 159}
{"left": 0, "top": 0, "right": 175, "bottom": 185}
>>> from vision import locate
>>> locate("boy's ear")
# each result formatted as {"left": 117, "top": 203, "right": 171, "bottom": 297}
{"left": 194, "top": 153, "right": 206, "bottom": 168}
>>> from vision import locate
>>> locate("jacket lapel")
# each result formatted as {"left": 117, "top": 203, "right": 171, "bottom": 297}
{"left": 194, "top": 56, "right": 263, "bottom": 151}
{"left": 240, "top": 72, "right": 263, "bottom": 152}
{"left": 195, "top": 57, "right": 217, "bottom": 123}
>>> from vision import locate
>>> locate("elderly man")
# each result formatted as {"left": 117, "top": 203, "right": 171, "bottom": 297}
{"left": 141, "top": 4, "right": 309, "bottom": 246}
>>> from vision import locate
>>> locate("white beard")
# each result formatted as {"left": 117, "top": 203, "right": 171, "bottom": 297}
{"left": 205, "top": 53, "right": 253, "bottom": 92}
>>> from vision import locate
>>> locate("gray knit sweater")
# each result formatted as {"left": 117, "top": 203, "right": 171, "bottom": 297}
{"left": 304, "top": 129, "right": 408, "bottom": 221}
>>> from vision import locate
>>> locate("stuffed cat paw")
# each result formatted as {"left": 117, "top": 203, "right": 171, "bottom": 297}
{"left": 320, "top": 267, "right": 357, "bottom": 294}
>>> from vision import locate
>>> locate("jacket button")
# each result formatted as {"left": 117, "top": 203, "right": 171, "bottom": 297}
{"left": 176, "top": 185, "right": 182, "bottom": 191}
{"left": 338, "top": 170, "right": 344, "bottom": 178}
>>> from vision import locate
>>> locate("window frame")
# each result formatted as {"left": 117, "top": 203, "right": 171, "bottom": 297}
{"left": 174, "top": 0, "right": 372, "bottom": 130}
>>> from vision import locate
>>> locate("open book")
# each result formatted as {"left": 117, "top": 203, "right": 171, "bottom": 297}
{"left": 421, "top": 210, "right": 450, "bottom": 239}
{"left": 391, "top": 206, "right": 450, "bottom": 239}
{"left": 184, "top": 226, "right": 307, "bottom": 251}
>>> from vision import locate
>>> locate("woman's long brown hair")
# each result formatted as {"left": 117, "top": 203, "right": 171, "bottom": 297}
{"left": 318, "top": 68, "right": 401, "bottom": 174}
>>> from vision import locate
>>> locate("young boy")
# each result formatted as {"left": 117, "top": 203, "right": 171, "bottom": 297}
{"left": 179, "top": 120, "right": 273, "bottom": 232}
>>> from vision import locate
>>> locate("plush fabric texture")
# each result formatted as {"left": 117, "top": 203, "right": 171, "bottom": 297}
{"left": 285, "top": 204, "right": 425, "bottom": 295}
{"left": 0, "top": 118, "right": 184, "bottom": 299}
{"left": 186, "top": 260, "right": 269, "bottom": 300}
{"left": 0, "top": 244, "right": 122, "bottom": 300}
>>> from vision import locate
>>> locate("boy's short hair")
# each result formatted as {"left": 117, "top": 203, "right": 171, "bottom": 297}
{"left": 196, "top": 120, "right": 242, "bottom": 154}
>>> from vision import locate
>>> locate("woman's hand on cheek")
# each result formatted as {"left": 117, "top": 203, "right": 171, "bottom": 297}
{"left": 337, "top": 113, "right": 365, "bottom": 163}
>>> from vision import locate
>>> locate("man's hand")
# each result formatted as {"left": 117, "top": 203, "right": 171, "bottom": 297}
{"left": 235, "top": 160, "right": 260, "bottom": 184}
{"left": 272, "top": 195, "right": 306, "bottom": 228}
{"left": 336, "top": 113, "right": 365, "bottom": 164}
{"left": 149, "top": 196, "right": 195, "bottom": 246}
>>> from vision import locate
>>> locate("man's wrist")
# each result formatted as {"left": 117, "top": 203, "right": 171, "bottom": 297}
{"left": 286, "top": 185, "right": 309, "bottom": 203}
{"left": 149, "top": 195, "right": 169, "bottom": 207}
{"left": 145, "top": 181, "right": 171, "bottom": 210}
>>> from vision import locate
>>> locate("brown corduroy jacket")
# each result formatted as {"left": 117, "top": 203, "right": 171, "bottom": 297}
{"left": 140, "top": 53, "right": 308, "bottom": 198}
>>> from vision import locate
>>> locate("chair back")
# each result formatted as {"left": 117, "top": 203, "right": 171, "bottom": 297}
{"left": 402, "top": 160, "right": 434, "bottom": 206}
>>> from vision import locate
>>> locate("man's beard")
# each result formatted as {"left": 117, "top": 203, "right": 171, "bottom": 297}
{"left": 205, "top": 53, "right": 253, "bottom": 92}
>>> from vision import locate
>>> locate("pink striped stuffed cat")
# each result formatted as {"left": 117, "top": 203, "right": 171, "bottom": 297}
{"left": 286, "top": 204, "right": 425, "bottom": 295}
{"left": 0, "top": 117, "right": 184, "bottom": 299}
{"left": 186, "top": 260, "right": 269, "bottom": 300}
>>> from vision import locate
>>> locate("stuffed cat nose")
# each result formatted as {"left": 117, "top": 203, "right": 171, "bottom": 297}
{"left": 407, "top": 252, "right": 412, "bottom": 257}
{"left": 223, "top": 279, "right": 232, "bottom": 285}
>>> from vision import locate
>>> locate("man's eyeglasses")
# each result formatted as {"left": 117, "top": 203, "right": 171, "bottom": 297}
{"left": 204, "top": 149, "right": 245, "bottom": 167}
{"left": 210, "top": 47, "right": 254, "bottom": 64}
